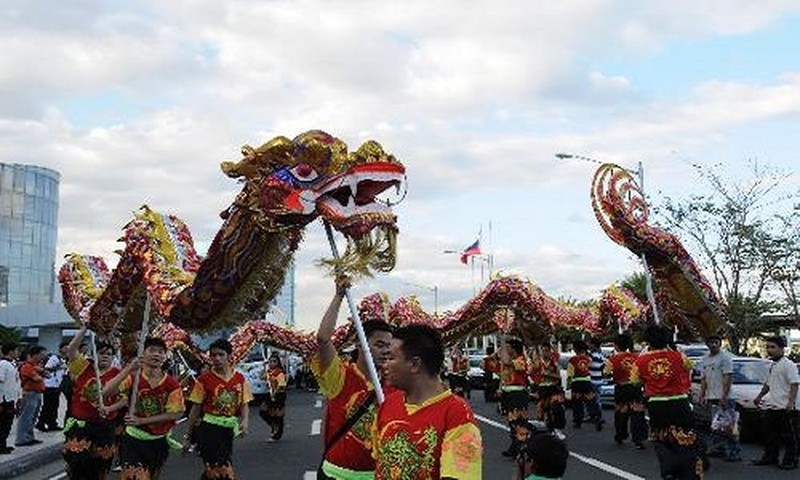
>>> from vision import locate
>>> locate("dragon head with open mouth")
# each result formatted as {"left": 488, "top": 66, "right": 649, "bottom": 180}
{"left": 220, "top": 130, "right": 405, "bottom": 278}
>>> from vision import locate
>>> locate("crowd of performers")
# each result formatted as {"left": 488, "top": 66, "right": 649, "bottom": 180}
{"left": 12, "top": 277, "right": 799, "bottom": 479}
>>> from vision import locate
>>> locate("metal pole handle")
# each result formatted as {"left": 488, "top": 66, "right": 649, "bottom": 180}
{"left": 89, "top": 331, "right": 105, "bottom": 410}
{"left": 324, "top": 223, "right": 385, "bottom": 404}
{"left": 128, "top": 294, "right": 152, "bottom": 415}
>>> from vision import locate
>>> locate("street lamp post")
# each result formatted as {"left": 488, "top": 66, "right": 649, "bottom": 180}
{"left": 555, "top": 152, "right": 660, "bottom": 327}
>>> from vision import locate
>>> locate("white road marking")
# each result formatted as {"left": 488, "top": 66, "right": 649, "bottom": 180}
{"left": 310, "top": 419, "right": 322, "bottom": 436}
{"left": 303, "top": 472, "right": 318, "bottom": 480}
{"left": 474, "top": 414, "right": 645, "bottom": 480}
{"left": 315, "top": 398, "right": 322, "bottom": 408}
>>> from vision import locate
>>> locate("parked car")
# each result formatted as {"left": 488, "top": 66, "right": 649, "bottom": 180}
{"left": 689, "top": 356, "right": 772, "bottom": 443}
{"left": 236, "top": 345, "right": 269, "bottom": 403}
{"left": 466, "top": 354, "right": 498, "bottom": 390}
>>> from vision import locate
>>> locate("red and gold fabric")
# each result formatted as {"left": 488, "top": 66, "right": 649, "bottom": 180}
{"left": 480, "top": 355, "right": 499, "bottom": 375}
{"left": 567, "top": 354, "right": 591, "bottom": 380}
{"left": 604, "top": 352, "right": 639, "bottom": 385}
{"left": 119, "top": 372, "right": 184, "bottom": 436}
{"left": 189, "top": 370, "right": 253, "bottom": 417}
{"left": 263, "top": 367, "right": 287, "bottom": 397}
{"left": 373, "top": 389, "right": 482, "bottom": 480}
{"left": 450, "top": 356, "right": 469, "bottom": 376}
{"left": 311, "top": 353, "right": 393, "bottom": 473}
{"left": 634, "top": 350, "right": 692, "bottom": 399}
{"left": 534, "top": 352, "right": 560, "bottom": 386}
{"left": 500, "top": 355, "right": 527, "bottom": 390}
{"left": 68, "top": 354, "right": 122, "bottom": 423}
{"left": 20, "top": 361, "right": 45, "bottom": 393}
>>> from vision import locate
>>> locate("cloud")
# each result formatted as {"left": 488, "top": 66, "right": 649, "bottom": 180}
{"left": 2, "top": 0, "right": 799, "bottom": 331}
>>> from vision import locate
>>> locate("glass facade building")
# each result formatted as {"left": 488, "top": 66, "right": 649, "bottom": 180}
{"left": 0, "top": 163, "right": 60, "bottom": 306}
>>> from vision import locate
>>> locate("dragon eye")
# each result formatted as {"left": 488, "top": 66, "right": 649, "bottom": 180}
{"left": 290, "top": 163, "right": 319, "bottom": 183}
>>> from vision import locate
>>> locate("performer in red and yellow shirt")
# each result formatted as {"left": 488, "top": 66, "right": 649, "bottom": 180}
{"left": 497, "top": 339, "right": 529, "bottom": 458}
{"left": 103, "top": 337, "right": 185, "bottom": 480}
{"left": 375, "top": 324, "right": 482, "bottom": 480}
{"left": 604, "top": 333, "right": 647, "bottom": 448}
{"left": 258, "top": 352, "right": 287, "bottom": 440}
{"left": 531, "top": 342, "right": 566, "bottom": 431}
{"left": 448, "top": 348, "right": 470, "bottom": 399}
{"left": 185, "top": 338, "right": 252, "bottom": 480}
{"left": 567, "top": 341, "right": 603, "bottom": 430}
{"left": 311, "top": 278, "right": 396, "bottom": 479}
{"left": 634, "top": 326, "right": 701, "bottom": 479}
{"left": 62, "top": 325, "right": 127, "bottom": 480}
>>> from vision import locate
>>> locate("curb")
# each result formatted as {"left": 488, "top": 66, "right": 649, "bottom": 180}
{"left": 0, "top": 443, "right": 61, "bottom": 480}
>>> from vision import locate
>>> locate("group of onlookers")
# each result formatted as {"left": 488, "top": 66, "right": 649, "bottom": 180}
{"left": 0, "top": 340, "right": 74, "bottom": 453}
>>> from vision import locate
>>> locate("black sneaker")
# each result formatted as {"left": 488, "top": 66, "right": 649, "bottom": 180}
{"left": 750, "top": 457, "right": 778, "bottom": 466}
{"left": 778, "top": 460, "right": 798, "bottom": 470}
{"left": 0, "top": 446, "right": 13, "bottom": 454}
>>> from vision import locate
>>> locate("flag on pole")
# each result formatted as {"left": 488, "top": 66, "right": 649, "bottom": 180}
{"left": 460, "top": 239, "right": 481, "bottom": 264}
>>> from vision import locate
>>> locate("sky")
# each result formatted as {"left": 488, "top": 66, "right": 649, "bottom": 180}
{"left": 2, "top": 0, "right": 799, "bottom": 332}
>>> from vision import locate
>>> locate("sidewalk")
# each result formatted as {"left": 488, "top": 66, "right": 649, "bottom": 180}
{"left": 0, "top": 399, "right": 67, "bottom": 480}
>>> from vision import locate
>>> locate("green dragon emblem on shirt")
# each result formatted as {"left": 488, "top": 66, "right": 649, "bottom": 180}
{"left": 379, "top": 426, "right": 438, "bottom": 480}
{"left": 214, "top": 388, "right": 239, "bottom": 416}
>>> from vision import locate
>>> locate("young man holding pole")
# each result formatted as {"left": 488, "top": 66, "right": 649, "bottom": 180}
{"left": 184, "top": 338, "right": 252, "bottom": 480}
{"left": 312, "top": 277, "right": 395, "bottom": 479}
{"left": 62, "top": 324, "right": 127, "bottom": 479}
{"left": 104, "top": 338, "right": 184, "bottom": 480}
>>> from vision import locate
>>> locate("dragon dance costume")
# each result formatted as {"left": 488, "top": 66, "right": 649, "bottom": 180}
{"left": 567, "top": 354, "right": 602, "bottom": 429}
{"left": 259, "top": 366, "right": 286, "bottom": 440}
{"left": 532, "top": 351, "right": 566, "bottom": 431}
{"left": 499, "top": 354, "right": 530, "bottom": 455}
{"left": 373, "top": 389, "right": 482, "bottom": 480}
{"left": 62, "top": 354, "right": 121, "bottom": 480}
{"left": 189, "top": 370, "right": 253, "bottom": 480}
{"left": 605, "top": 351, "right": 648, "bottom": 446}
{"left": 448, "top": 354, "right": 470, "bottom": 399}
{"left": 118, "top": 372, "right": 184, "bottom": 480}
{"left": 635, "top": 349, "right": 702, "bottom": 480}
{"left": 312, "top": 354, "right": 393, "bottom": 479}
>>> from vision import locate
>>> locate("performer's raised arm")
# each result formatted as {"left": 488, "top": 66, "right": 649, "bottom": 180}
{"left": 315, "top": 275, "right": 349, "bottom": 372}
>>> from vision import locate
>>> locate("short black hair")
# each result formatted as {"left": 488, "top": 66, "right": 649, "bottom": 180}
{"left": 706, "top": 333, "right": 722, "bottom": 342}
{"left": 143, "top": 337, "right": 168, "bottom": 351}
{"left": 96, "top": 341, "right": 115, "bottom": 354}
{"left": 588, "top": 337, "right": 601, "bottom": 349}
{"left": 208, "top": 338, "right": 232, "bottom": 355}
{"left": 526, "top": 433, "right": 568, "bottom": 477}
{"left": 573, "top": 340, "right": 588, "bottom": 354}
{"left": 363, "top": 320, "right": 394, "bottom": 339}
{"left": 764, "top": 335, "right": 787, "bottom": 348}
{"left": 508, "top": 339, "right": 524, "bottom": 356}
{"left": 393, "top": 324, "right": 444, "bottom": 376}
{"left": 486, "top": 345, "right": 495, "bottom": 355}
{"left": 645, "top": 325, "right": 669, "bottom": 349}
{"left": 614, "top": 334, "right": 633, "bottom": 352}
{"left": 1, "top": 342, "right": 18, "bottom": 355}
{"left": 28, "top": 345, "right": 46, "bottom": 356}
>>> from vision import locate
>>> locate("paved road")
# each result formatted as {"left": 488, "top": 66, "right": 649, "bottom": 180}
{"left": 19, "top": 389, "right": 799, "bottom": 479}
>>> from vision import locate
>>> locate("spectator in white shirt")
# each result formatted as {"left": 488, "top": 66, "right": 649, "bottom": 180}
{"left": 752, "top": 335, "right": 799, "bottom": 470}
{"left": 0, "top": 342, "right": 22, "bottom": 454}
{"left": 37, "top": 341, "right": 68, "bottom": 432}
{"left": 698, "top": 334, "right": 740, "bottom": 461}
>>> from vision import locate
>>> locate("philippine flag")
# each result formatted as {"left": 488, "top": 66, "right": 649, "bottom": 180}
{"left": 460, "top": 240, "right": 481, "bottom": 264}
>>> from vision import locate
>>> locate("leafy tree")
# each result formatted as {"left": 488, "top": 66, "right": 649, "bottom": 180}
{"left": 656, "top": 161, "right": 798, "bottom": 353}
{"left": 0, "top": 324, "right": 21, "bottom": 345}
